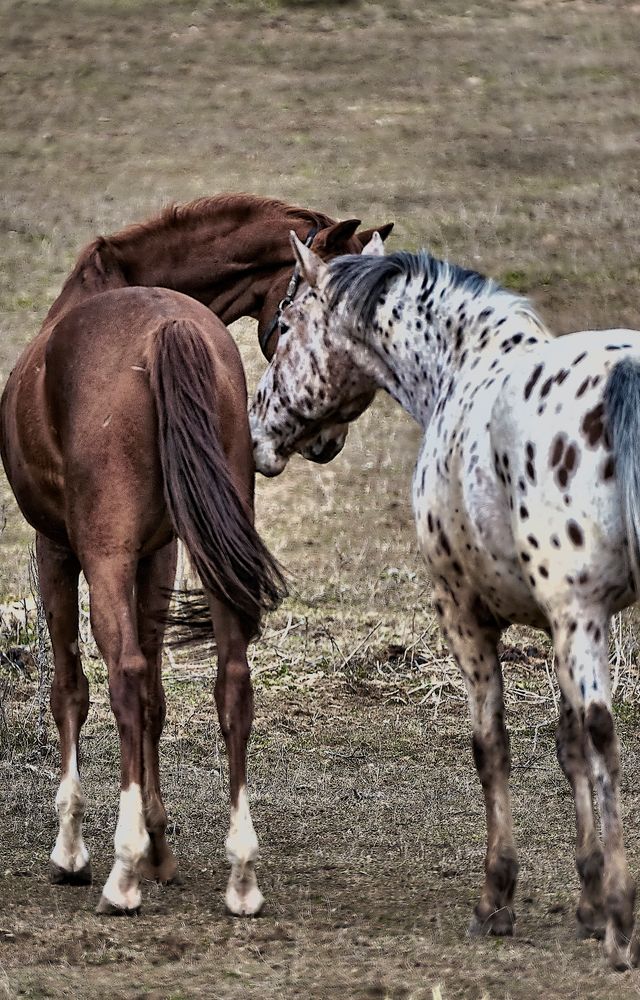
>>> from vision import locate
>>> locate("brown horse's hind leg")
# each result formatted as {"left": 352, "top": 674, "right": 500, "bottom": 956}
{"left": 555, "top": 692, "right": 606, "bottom": 939}
{"left": 209, "top": 597, "right": 264, "bottom": 917}
{"left": 136, "top": 541, "right": 179, "bottom": 884}
{"left": 85, "top": 555, "right": 151, "bottom": 915}
{"left": 36, "top": 533, "right": 91, "bottom": 886}
{"left": 432, "top": 587, "right": 518, "bottom": 937}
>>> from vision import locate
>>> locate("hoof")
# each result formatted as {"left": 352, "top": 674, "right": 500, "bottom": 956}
{"left": 468, "top": 907, "right": 515, "bottom": 937}
{"left": 95, "top": 894, "right": 140, "bottom": 917}
{"left": 49, "top": 860, "right": 92, "bottom": 886}
{"left": 605, "top": 930, "right": 640, "bottom": 972}
{"left": 225, "top": 881, "right": 265, "bottom": 917}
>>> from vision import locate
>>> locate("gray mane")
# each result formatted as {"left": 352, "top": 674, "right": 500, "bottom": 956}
{"left": 326, "top": 250, "right": 499, "bottom": 331}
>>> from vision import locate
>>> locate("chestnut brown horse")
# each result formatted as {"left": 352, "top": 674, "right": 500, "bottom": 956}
{"left": 0, "top": 194, "right": 393, "bottom": 917}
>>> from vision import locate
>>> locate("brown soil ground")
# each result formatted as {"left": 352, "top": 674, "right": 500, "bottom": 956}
{"left": 3, "top": 671, "right": 640, "bottom": 1000}
{"left": 2, "top": 1, "right": 640, "bottom": 997}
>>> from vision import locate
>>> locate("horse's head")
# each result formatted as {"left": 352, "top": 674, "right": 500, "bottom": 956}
{"left": 256, "top": 218, "right": 392, "bottom": 468}
{"left": 256, "top": 219, "right": 393, "bottom": 362}
{"left": 250, "top": 232, "right": 385, "bottom": 477}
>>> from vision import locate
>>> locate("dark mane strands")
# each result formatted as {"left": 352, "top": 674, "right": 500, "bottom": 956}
{"left": 101, "top": 194, "right": 334, "bottom": 256}
{"left": 327, "top": 250, "right": 500, "bottom": 332}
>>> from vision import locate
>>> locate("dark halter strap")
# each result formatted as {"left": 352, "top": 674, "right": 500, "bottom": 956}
{"left": 259, "top": 226, "right": 319, "bottom": 358}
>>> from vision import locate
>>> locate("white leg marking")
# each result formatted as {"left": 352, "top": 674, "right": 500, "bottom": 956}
{"left": 225, "top": 786, "right": 264, "bottom": 916}
{"left": 50, "top": 747, "right": 90, "bottom": 872}
{"left": 101, "top": 783, "right": 150, "bottom": 910}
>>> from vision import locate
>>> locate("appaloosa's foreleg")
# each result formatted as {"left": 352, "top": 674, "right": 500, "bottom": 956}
{"left": 433, "top": 588, "right": 518, "bottom": 936}
{"left": 555, "top": 691, "right": 605, "bottom": 939}
{"left": 554, "top": 611, "right": 639, "bottom": 969}
{"left": 36, "top": 533, "right": 92, "bottom": 885}
{"left": 85, "top": 556, "right": 151, "bottom": 915}
{"left": 136, "top": 542, "right": 179, "bottom": 884}
{"left": 209, "top": 597, "right": 263, "bottom": 916}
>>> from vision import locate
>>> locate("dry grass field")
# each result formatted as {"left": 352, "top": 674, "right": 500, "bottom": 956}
{"left": 2, "top": 1, "right": 640, "bottom": 997}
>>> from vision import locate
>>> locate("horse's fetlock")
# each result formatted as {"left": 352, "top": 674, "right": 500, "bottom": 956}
{"left": 144, "top": 797, "right": 168, "bottom": 835}
{"left": 120, "top": 654, "right": 148, "bottom": 681}
{"left": 487, "top": 846, "right": 519, "bottom": 897}
{"left": 606, "top": 873, "right": 636, "bottom": 927}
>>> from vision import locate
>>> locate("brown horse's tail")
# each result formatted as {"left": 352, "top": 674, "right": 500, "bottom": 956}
{"left": 149, "top": 318, "right": 287, "bottom": 643}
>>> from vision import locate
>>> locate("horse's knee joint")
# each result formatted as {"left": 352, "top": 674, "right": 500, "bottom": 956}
{"left": 224, "top": 659, "right": 251, "bottom": 686}
{"left": 121, "top": 654, "right": 147, "bottom": 677}
{"left": 216, "top": 658, "right": 252, "bottom": 708}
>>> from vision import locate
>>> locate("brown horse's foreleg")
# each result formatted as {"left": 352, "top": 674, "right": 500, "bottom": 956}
{"left": 433, "top": 588, "right": 517, "bottom": 936}
{"left": 36, "top": 533, "right": 91, "bottom": 885}
{"left": 554, "top": 612, "right": 639, "bottom": 970}
{"left": 209, "top": 596, "right": 263, "bottom": 916}
{"left": 555, "top": 690, "right": 605, "bottom": 939}
{"left": 136, "top": 541, "right": 179, "bottom": 884}
{"left": 85, "top": 556, "right": 151, "bottom": 915}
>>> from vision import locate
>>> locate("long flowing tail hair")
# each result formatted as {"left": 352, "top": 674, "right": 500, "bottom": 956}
{"left": 604, "top": 357, "right": 640, "bottom": 595}
{"left": 149, "top": 318, "right": 287, "bottom": 642}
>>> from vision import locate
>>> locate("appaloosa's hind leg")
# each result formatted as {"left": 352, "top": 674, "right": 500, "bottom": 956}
{"left": 433, "top": 588, "right": 518, "bottom": 936}
{"left": 209, "top": 597, "right": 263, "bottom": 916}
{"left": 136, "top": 541, "right": 179, "bottom": 884}
{"left": 36, "top": 533, "right": 92, "bottom": 885}
{"left": 554, "top": 612, "right": 639, "bottom": 970}
{"left": 85, "top": 556, "right": 151, "bottom": 915}
{"left": 555, "top": 692, "right": 605, "bottom": 939}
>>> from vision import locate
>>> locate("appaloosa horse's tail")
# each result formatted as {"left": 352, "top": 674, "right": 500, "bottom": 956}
{"left": 605, "top": 358, "right": 640, "bottom": 594}
{"left": 149, "top": 318, "right": 287, "bottom": 641}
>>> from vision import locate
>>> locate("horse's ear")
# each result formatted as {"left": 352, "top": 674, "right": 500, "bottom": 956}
{"left": 360, "top": 231, "right": 386, "bottom": 257}
{"left": 290, "top": 231, "right": 327, "bottom": 288}
{"left": 319, "top": 218, "right": 362, "bottom": 251}
{"left": 356, "top": 222, "right": 394, "bottom": 247}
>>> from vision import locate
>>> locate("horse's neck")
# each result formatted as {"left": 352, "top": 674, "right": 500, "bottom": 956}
{"left": 46, "top": 203, "right": 316, "bottom": 330}
{"left": 362, "top": 282, "right": 550, "bottom": 429}
{"left": 110, "top": 223, "right": 251, "bottom": 315}
{"left": 106, "top": 209, "right": 308, "bottom": 324}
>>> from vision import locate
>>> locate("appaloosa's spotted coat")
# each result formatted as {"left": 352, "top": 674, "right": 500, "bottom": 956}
{"left": 250, "top": 233, "right": 640, "bottom": 970}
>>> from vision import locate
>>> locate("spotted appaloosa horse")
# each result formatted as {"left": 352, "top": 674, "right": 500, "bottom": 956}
{"left": 250, "top": 233, "right": 640, "bottom": 969}
{"left": 0, "top": 196, "right": 392, "bottom": 918}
